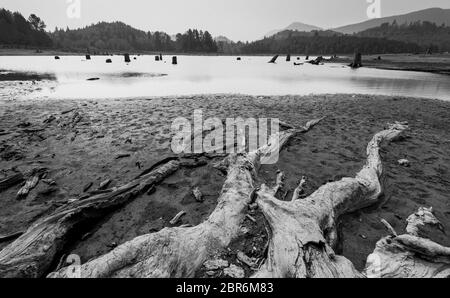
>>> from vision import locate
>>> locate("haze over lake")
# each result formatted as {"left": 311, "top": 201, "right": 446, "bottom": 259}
{"left": 1, "top": 55, "right": 449, "bottom": 100}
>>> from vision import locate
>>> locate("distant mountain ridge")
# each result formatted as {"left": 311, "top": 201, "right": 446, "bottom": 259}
{"left": 333, "top": 7, "right": 450, "bottom": 34}
{"left": 264, "top": 22, "right": 322, "bottom": 37}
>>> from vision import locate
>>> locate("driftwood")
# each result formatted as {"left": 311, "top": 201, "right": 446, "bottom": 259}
{"left": 48, "top": 118, "right": 325, "bottom": 278}
{"left": 16, "top": 175, "right": 40, "bottom": 199}
{"left": 0, "top": 173, "right": 24, "bottom": 192}
{"left": 0, "top": 160, "right": 181, "bottom": 278}
{"left": 252, "top": 122, "right": 409, "bottom": 278}
{"left": 365, "top": 207, "right": 450, "bottom": 278}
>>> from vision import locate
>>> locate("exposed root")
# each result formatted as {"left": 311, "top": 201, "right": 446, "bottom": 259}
{"left": 47, "top": 118, "right": 325, "bottom": 278}
{"left": 252, "top": 122, "right": 408, "bottom": 278}
{"left": 365, "top": 207, "right": 450, "bottom": 278}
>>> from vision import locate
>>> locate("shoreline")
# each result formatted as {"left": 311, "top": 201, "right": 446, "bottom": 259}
{"left": 0, "top": 94, "right": 449, "bottom": 272}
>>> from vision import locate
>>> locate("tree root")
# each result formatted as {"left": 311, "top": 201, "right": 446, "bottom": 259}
{"left": 47, "top": 118, "right": 325, "bottom": 278}
{"left": 252, "top": 122, "right": 408, "bottom": 278}
{"left": 365, "top": 207, "right": 450, "bottom": 278}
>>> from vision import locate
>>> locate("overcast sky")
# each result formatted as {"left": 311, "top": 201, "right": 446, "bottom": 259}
{"left": 1, "top": 0, "right": 449, "bottom": 41}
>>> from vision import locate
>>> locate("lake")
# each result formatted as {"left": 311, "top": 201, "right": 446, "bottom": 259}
{"left": 1, "top": 55, "right": 450, "bottom": 100}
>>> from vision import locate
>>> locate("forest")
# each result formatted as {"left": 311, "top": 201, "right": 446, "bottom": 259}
{"left": 0, "top": 8, "right": 53, "bottom": 47}
{"left": 1, "top": 8, "right": 449, "bottom": 54}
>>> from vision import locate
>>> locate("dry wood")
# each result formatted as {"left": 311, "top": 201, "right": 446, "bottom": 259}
{"left": 365, "top": 207, "right": 450, "bottom": 278}
{"left": 0, "top": 173, "right": 24, "bottom": 192}
{"left": 48, "top": 118, "right": 325, "bottom": 278}
{"left": 252, "top": 122, "right": 408, "bottom": 278}
{"left": 0, "top": 160, "right": 180, "bottom": 278}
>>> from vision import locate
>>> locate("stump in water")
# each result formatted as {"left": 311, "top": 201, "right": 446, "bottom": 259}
{"left": 106, "top": 59, "right": 112, "bottom": 63}
{"left": 155, "top": 56, "right": 160, "bottom": 61}
{"left": 308, "top": 56, "right": 324, "bottom": 65}
{"left": 305, "top": 55, "right": 309, "bottom": 60}
{"left": 237, "top": 57, "right": 241, "bottom": 61}
{"left": 268, "top": 55, "right": 279, "bottom": 63}
{"left": 159, "top": 53, "right": 163, "bottom": 61}
{"left": 286, "top": 54, "right": 291, "bottom": 62}
{"left": 349, "top": 53, "right": 363, "bottom": 68}
{"left": 172, "top": 56, "right": 178, "bottom": 65}
{"left": 124, "top": 53, "right": 131, "bottom": 63}
{"left": 86, "top": 55, "right": 91, "bottom": 60}
{"left": 54, "top": 56, "right": 60, "bottom": 60}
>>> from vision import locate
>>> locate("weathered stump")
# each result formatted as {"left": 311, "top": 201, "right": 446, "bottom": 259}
{"left": 172, "top": 56, "right": 178, "bottom": 65}
{"left": 124, "top": 53, "right": 131, "bottom": 63}
{"left": 349, "top": 53, "right": 363, "bottom": 68}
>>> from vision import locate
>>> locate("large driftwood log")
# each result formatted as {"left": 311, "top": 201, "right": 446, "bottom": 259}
{"left": 252, "top": 122, "right": 409, "bottom": 278}
{"left": 365, "top": 207, "right": 450, "bottom": 278}
{"left": 0, "top": 160, "right": 181, "bottom": 278}
{"left": 48, "top": 118, "right": 325, "bottom": 278}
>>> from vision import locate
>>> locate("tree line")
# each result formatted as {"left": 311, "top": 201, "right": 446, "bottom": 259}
{"left": 0, "top": 8, "right": 52, "bottom": 47}
{"left": 1, "top": 8, "right": 450, "bottom": 54}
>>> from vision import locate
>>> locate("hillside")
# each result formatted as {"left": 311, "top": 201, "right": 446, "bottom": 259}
{"left": 334, "top": 7, "right": 450, "bottom": 34}
{"left": 356, "top": 21, "right": 450, "bottom": 52}
{"left": 51, "top": 22, "right": 217, "bottom": 53}
{"left": 264, "top": 22, "right": 322, "bottom": 37}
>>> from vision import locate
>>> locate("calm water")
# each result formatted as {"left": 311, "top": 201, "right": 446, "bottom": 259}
{"left": 1, "top": 55, "right": 450, "bottom": 100}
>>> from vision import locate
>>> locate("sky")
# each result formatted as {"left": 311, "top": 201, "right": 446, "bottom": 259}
{"left": 1, "top": 0, "right": 450, "bottom": 41}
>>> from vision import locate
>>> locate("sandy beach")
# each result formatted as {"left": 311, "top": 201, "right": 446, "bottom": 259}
{"left": 0, "top": 94, "right": 449, "bottom": 273}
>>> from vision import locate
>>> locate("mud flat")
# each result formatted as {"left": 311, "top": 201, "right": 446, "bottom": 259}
{"left": 0, "top": 94, "right": 449, "bottom": 275}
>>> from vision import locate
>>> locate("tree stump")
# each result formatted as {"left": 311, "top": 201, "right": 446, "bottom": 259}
{"left": 349, "top": 53, "right": 363, "bottom": 68}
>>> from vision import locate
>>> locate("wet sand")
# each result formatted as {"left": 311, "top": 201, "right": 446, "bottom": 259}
{"left": 0, "top": 94, "right": 449, "bottom": 272}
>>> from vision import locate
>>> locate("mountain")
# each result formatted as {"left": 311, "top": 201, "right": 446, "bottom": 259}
{"left": 356, "top": 21, "right": 450, "bottom": 52}
{"left": 333, "top": 7, "right": 450, "bottom": 34}
{"left": 214, "top": 35, "right": 233, "bottom": 44}
{"left": 264, "top": 22, "right": 322, "bottom": 37}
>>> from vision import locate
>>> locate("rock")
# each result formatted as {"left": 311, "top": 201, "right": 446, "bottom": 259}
{"left": 398, "top": 159, "right": 410, "bottom": 167}
{"left": 192, "top": 187, "right": 203, "bottom": 202}
{"left": 223, "top": 264, "right": 245, "bottom": 278}
{"left": 203, "top": 259, "right": 229, "bottom": 271}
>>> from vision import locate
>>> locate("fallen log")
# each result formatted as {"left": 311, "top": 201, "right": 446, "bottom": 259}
{"left": 365, "top": 207, "right": 450, "bottom": 278}
{"left": 48, "top": 118, "right": 325, "bottom": 278}
{"left": 252, "top": 122, "right": 409, "bottom": 278}
{"left": 0, "top": 160, "right": 181, "bottom": 278}
{"left": 0, "top": 173, "right": 24, "bottom": 192}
